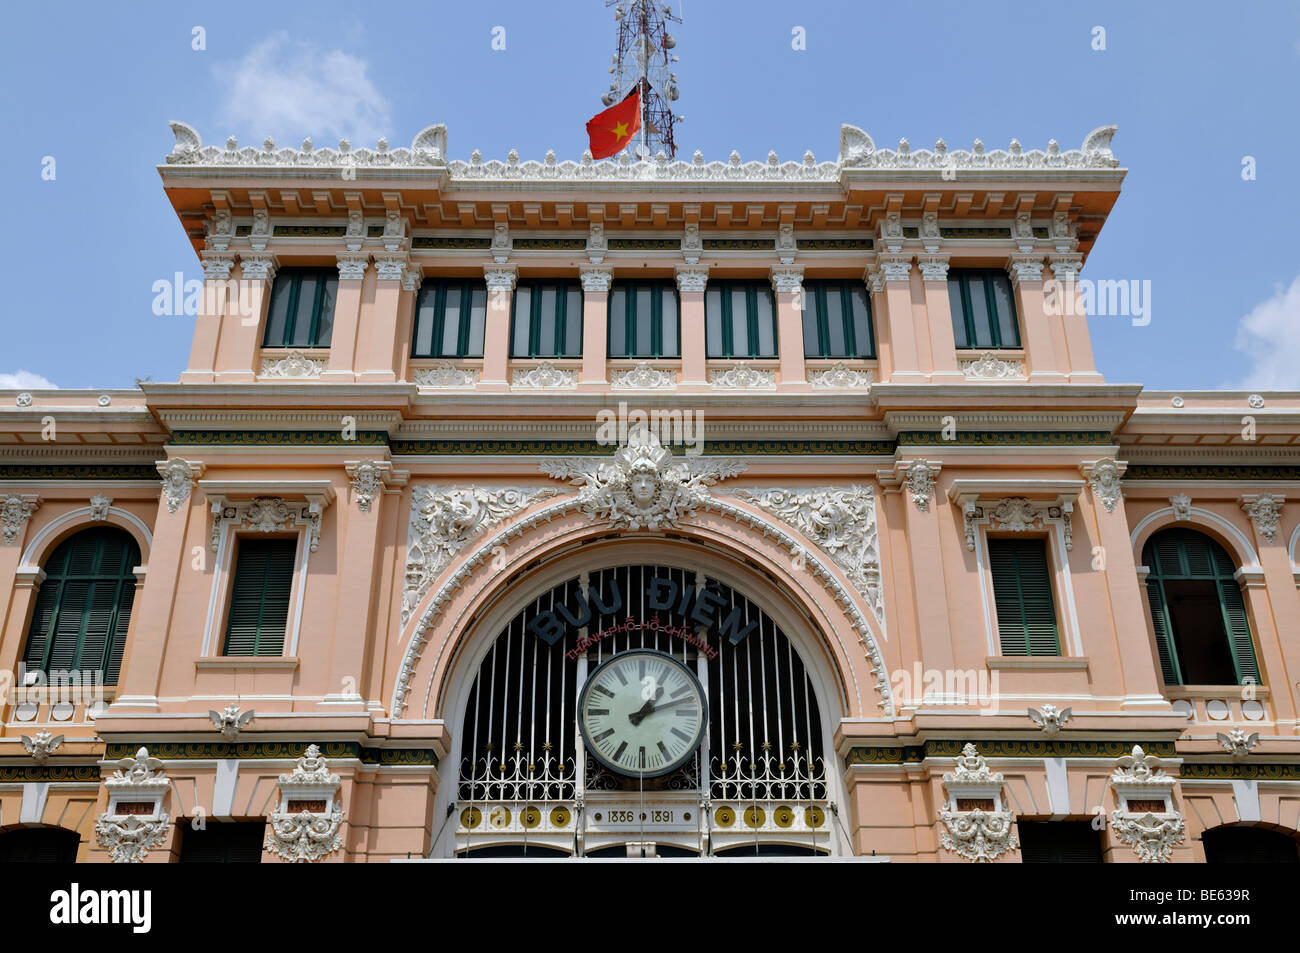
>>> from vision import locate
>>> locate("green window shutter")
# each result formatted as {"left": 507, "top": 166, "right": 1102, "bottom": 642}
{"left": 223, "top": 538, "right": 297, "bottom": 656}
{"left": 1218, "top": 580, "right": 1260, "bottom": 684}
{"left": 23, "top": 528, "right": 139, "bottom": 685}
{"left": 989, "top": 539, "right": 1060, "bottom": 656}
{"left": 1144, "top": 576, "right": 1180, "bottom": 684}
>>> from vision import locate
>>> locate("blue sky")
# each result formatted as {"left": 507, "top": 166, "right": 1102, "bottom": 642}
{"left": 1, "top": 0, "right": 1297, "bottom": 391}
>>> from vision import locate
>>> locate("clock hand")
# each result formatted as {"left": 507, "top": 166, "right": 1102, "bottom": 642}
{"left": 636, "top": 696, "right": 695, "bottom": 719}
{"left": 627, "top": 686, "right": 666, "bottom": 726}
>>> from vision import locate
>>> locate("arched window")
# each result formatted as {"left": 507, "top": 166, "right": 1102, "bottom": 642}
{"left": 22, "top": 527, "right": 140, "bottom": 685}
{"left": 452, "top": 564, "right": 833, "bottom": 857}
{"left": 1203, "top": 826, "right": 1300, "bottom": 863}
{"left": 0, "top": 826, "right": 80, "bottom": 862}
{"left": 1142, "top": 528, "right": 1259, "bottom": 686}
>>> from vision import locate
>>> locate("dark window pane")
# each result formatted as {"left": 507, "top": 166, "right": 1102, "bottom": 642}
{"left": 802, "top": 289, "right": 820, "bottom": 358}
{"left": 467, "top": 288, "right": 486, "bottom": 357}
{"left": 512, "top": 288, "right": 532, "bottom": 356}
{"left": 635, "top": 287, "right": 653, "bottom": 355}
{"left": 413, "top": 288, "right": 437, "bottom": 356}
{"left": 538, "top": 287, "right": 557, "bottom": 355}
{"left": 850, "top": 286, "right": 873, "bottom": 357}
{"left": 967, "top": 275, "right": 993, "bottom": 348}
{"left": 991, "top": 273, "right": 1019, "bottom": 347}
{"left": 611, "top": 288, "right": 626, "bottom": 356}
{"left": 948, "top": 278, "right": 969, "bottom": 348}
{"left": 288, "top": 275, "right": 318, "bottom": 347}
{"left": 565, "top": 288, "right": 583, "bottom": 355}
{"left": 660, "top": 289, "right": 678, "bottom": 357}
{"left": 441, "top": 286, "right": 462, "bottom": 355}
{"left": 705, "top": 288, "right": 723, "bottom": 356}
{"left": 313, "top": 275, "right": 336, "bottom": 346}
{"left": 264, "top": 274, "right": 293, "bottom": 346}
{"left": 755, "top": 288, "right": 775, "bottom": 357}
{"left": 730, "top": 287, "right": 749, "bottom": 356}
{"left": 824, "top": 288, "right": 846, "bottom": 357}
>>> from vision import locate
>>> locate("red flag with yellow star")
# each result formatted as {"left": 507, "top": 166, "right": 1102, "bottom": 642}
{"left": 586, "top": 87, "right": 642, "bottom": 160}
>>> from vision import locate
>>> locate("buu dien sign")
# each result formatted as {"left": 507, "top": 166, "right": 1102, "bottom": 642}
{"left": 527, "top": 574, "right": 758, "bottom": 651}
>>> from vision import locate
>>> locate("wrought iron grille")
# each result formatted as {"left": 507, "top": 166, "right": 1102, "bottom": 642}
{"left": 456, "top": 564, "right": 829, "bottom": 852}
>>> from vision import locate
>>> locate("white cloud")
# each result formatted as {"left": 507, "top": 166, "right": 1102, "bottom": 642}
{"left": 212, "top": 33, "right": 391, "bottom": 146}
{"left": 0, "top": 370, "right": 58, "bottom": 389}
{"left": 1223, "top": 275, "right": 1300, "bottom": 390}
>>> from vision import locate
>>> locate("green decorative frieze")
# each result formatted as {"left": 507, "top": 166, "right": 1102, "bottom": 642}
{"left": 0, "top": 764, "right": 101, "bottom": 783}
{"left": 512, "top": 238, "right": 587, "bottom": 250}
{"left": 702, "top": 239, "right": 773, "bottom": 251}
{"left": 1124, "top": 465, "right": 1300, "bottom": 482}
{"left": 0, "top": 464, "right": 161, "bottom": 480}
{"left": 273, "top": 225, "right": 347, "bottom": 238}
{"left": 941, "top": 227, "right": 1013, "bottom": 239}
{"left": 608, "top": 238, "right": 681, "bottom": 251}
{"left": 413, "top": 236, "right": 493, "bottom": 249}
{"left": 1178, "top": 762, "right": 1300, "bottom": 781}
{"left": 104, "top": 741, "right": 436, "bottom": 767}
{"left": 845, "top": 739, "right": 1177, "bottom": 764}
{"left": 897, "top": 430, "right": 1113, "bottom": 447}
{"left": 168, "top": 430, "right": 390, "bottom": 446}
{"left": 390, "top": 439, "right": 896, "bottom": 457}
{"left": 797, "top": 238, "right": 874, "bottom": 251}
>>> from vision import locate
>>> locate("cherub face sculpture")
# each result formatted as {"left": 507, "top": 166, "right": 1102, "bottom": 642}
{"left": 629, "top": 467, "right": 658, "bottom": 506}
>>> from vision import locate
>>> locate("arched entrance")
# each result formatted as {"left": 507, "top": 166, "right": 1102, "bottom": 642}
{"left": 443, "top": 562, "right": 841, "bottom": 858}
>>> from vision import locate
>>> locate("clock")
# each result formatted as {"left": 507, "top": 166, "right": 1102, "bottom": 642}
{"left": 578, "top": 649, "right": 708, "bottom": 778}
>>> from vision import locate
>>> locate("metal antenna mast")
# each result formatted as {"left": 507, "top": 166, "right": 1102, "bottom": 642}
{"left": 602, "top": 0, "right": 682, "bottom": 159}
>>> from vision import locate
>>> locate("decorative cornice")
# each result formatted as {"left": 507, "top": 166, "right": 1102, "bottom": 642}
{"left": 389, "top": 438, "right": 897, "bottom": 457}
{"left": 955, "top": 493, "right": 1074, "bottom": 552}
{"left": 166, "top": 121, "right": 1120, "bottom": 181}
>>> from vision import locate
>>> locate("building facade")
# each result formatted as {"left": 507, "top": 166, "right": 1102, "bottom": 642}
{"left": 1, "top": 121, "right": 1297, "bottom": 863}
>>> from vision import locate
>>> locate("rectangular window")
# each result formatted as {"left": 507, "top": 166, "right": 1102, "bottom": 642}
{"left": 412, "top": 279, "right": 487, "bottom": 358}
{"left": 989, "top": 538, "right": 1060, "bottom": 656}
{"left": 263, "top": 268, "right": 338, "bottom": 348}
{"left": 223, "top": 538, "right": 297, "bottom": 656}
{"left": 802, "top": 281, "right": 875, "bottom": 358}
{"left": 608, "top": 281, "right": 680, "bottom": 358}
{"left": 948, "top": 269, "right": 1020, "bottom": 349}
{"left": 511, "top": 281, "right": 583, "bottom": 358}
{"left": 705, "top": 281, "right": 777, "bottom": 358}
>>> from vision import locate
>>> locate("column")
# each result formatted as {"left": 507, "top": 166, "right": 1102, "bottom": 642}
{"left": 480, "top": 264, "right": 517, "bottom": 391}
{"left": 1048, "top": 255, "right": 1102, "bottom": 382}
{"left": 180, "top": 253, "right": 235, "bottom": 383}
{"left": 1241, "top": 495, "right": 1300, "bottom": 722}
{"left": 360, "top": 255, "right": 406, "bottom": 381}
{"left": 1009, "top": 256, "right": 1066, "bottom": 382}
{"left": 214, "top": 255, "right": 277, "bottom": 383}
{"left": 322, "top": 462, "right": 391, "bottom": 708}
{"left": 112, "top": 461, "right": 203, "bottom": 709}
{"left": 579, "top": 264, "right": 613, "bottom": 387}
{"left": 770, "top": 265, "right": 808, "bottom": 391}
{"left": 917, "top": 255, "right": 962, "bottom": 381}
{"left": 676, "top": 266, "right": 708, "bottom": 385}
{"left": 896, "top": 465, "right": 955, "bottom": 674}
{"left": 393, "top": 265, "right": 421, "bottom": 383}
{"left": 1085, "top": 466, "right": 1165, "bottom": 707}
{"left": 322, "top": 253, "right": 369, "bottom": 382}
{"left": 871, "top": 256, "right": 923, "bottom": 381}
{"left": 0, "top": 495, "right": 41, "bottom": 681}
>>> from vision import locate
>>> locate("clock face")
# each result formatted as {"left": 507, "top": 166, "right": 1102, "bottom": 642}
{"left": 578, "top": 650, "right": 708, "bottom": 778}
